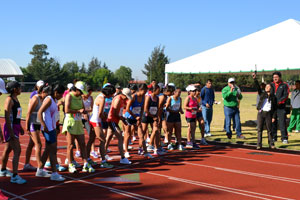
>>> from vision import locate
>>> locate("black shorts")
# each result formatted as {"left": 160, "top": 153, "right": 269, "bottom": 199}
{"left": 141, "top": 114, "right": 154, "bottom": 124}
{"left": 186, "top": 117, "right": 196, "bottom": 123}
{"left": 126, "top": 118, "right": 137, "bottom": 126}
{"left": 101, "top": 121, "right": 109, "bottom": 129}
{"left": 108, "top": 122, "right": 120, "bottom": 132}
{"left": 167, "top": 113, "right": 181, "bottom": 123}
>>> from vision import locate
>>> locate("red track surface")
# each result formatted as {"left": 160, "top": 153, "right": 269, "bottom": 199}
{"left": 0, "top": 119, "right": 300, "bottom": 200}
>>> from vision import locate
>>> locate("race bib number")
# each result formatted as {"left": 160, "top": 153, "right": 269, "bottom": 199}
{"left": 172, "top": 104, "right": 180, "bottom": 111}
{"left": 149, "top": 107, "right": 158, "bottom": 115}
{"left": 192, "top": 107, "right": 197, "bottom": 115}
{"left": 73, "top": 113, "right": 82, "bottom": 121}
{"left": 16, "top": 108, "right": 22, "bottom": 119}
{"left": 132, "top": 107, "right": 141, "bottom": 115}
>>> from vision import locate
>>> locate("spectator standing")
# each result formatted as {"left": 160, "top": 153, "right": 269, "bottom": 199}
{"left": 270, "top": 71, "right": 289, "bottom": 144}
{"left": 252, "top": 73, "right": 276, "bottom": 149}
{"left": 222, "top": 78, "right": 245, "bottom": 139}
{"left": 287, "top": 80, "right": 300, "bottom": 133}
{"left": 200, "top": 79, "right": 215, "bottom": 137}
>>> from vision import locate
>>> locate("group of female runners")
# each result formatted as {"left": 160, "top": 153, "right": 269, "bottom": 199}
{"left": 0, "top": 78, "right": 208, "bottom": 184}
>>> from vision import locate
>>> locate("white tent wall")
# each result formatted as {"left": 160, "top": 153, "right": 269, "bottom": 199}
{"left": 165, "top": 19, "right": 300, "bottom": 78}
{"left": 0, "top": 58, "right": 23, "bottom": 77}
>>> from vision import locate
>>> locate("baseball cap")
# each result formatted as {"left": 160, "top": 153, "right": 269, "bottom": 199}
{"left": 36, "top": 80, "right": 44, "bottom": 87}
{"left": 122, "top": 88, "right": 132, "bottom": 100}
{"left": 228, "top": 78, "right": 235, "bottom": 83}
{"left": 103, "top": 83, "right": 111, "bottom": 88}
{"left": 6, "top": 81, "right": 21, "bottom": 93}
{"left": 186, "top": 85, "right": 196, "bottom": 92}
{"left": 0, "top": 78, "right": 7, "bottom": 94}
{"left": 168, "top": 83, "right": 175, "bottom": 87}
{"left": 75, "top": 81, "right": 87, "bottom": 95}
{"left": 67, "top": 83, "right": 74, "bottom": 89}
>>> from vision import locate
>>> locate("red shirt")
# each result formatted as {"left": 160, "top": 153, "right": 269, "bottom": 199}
{"left": 107, "top": 95, "right": 126, "bottom": 123}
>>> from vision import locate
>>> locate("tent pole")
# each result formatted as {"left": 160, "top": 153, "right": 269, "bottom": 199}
{"left": 165, "top": 73, "right": 169, "bottom": 85}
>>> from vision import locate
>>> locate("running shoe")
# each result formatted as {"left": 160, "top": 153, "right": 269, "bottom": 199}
{"left": 44, "top": 161, "right": 51, "bottom": 169}
{"left": 100, "top": 161, "right": 114, "bottom": 168}
{"left": 147, "top": 145, "right": 155, "bottom": 152}
{"left": 164, "top": 137, "right": 168, "bottom": 144}
{"left": 23, "top": 163, "right": 37, "bottom": 172}
{"left": 90, "top": 151, "right": 99, "bottom": 159}
{"left": 68, "top": 163, "right": 77, "bottom": 173}
{"left": 282, "top": 140, "right": 288, "bottom": 144}
{"left": 120, "top": 158, "right": 132, "bottom": 165}
{"left": 138, "top": 148, "right": 144, "bottom": 155}
{"left": 36, "top": 169, "right": 51, "bottom": 177}
{"left": 128, "top": 145, "right": 133, "bottom": 150}
{"left": 105, "top": 154, "right": 113, "bottom": 161}
{"left": 56, "top": 164, "right": 67, "bottom": 172}
{"left": 167, "top": 143, "right": 174, "bottom": 150}
{"left": 193, "top": 143, "right": 201, "bottom": 150}
{"left": 50, "top": 172, "right": 65, "bottom": 181}
{"left": 185, "top": 142, "right": 193, "bottom": 149}
{"left": 64, "top": 158, "right": 69, "bottom": 165}
{"left": 144, "top": 153, "right": 153, "bottom": 159}
{"left": 124, "top": 152, "right": 131, "bottom": 158}
{"left": 10, "top": 175, "right": 27, "bottom": 184}
{"left": 146, "top": 137, "right": 150, "bottom": 143}
{"left": 82, "top": 163, "right": 95, "bottom": 173}
{"left": 204, "top": 132, "right": 212, "bottom": 137}
{"left": 87, "top": 158, "right": 97, "bottom": 166}
{"left": 236, "top": 135, "right": 246, "bottom": 139}
{"left": 72, "top": 160, "right": 81, "bottom": 168}
{"left": 75, "top": 151, "right": 81, "bottom": 158}
{"left": 132, "top": 136, "right": 137, "bottom": 141}
{"left": 0, "top": 169, "right": 13, "bottom": 177}
{"left": 178, "top": 144, "right": 184, "bottom": 151}
{"left": 200, "top": 138, "right": 208, "bottom": 145}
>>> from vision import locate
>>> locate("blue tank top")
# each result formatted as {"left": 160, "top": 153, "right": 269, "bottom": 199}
{"left": 104, "top": 96, "right": 112, "bottom": 114}
{"left": 125, "top": 94, "right": 144, "bottom": 119}
{"left": 170, "top": 96, "right": 181, "bottom": 111}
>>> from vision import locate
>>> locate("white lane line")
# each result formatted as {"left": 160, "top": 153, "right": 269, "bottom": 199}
{"left": 0, "top": 188, "right": 28, "bottom": 200}
{"left": 205, "top": 153, "right": 300, "bottom": 168}
{"left": 163, "top": 158, "right": 300, "bottom": 184}
{"left": 118, "top": 165, "right": 294, "bottom": 200}
{"left": 63, "top": 174, "right": 157, "bottom": 200}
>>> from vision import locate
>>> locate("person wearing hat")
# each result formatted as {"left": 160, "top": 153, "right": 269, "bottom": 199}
{"left": 30, "top": 80, "right": 44, "bottom": 99}
{"left": 1, "top": 81, "right": 27, "bottom": 184}
{"left": 184, "top": 84, "right": 199, "bottom": 148}
{"left": 222, "top": 78, "right": 245, "bottom": 139}
{"left": 62, "top": 81, "right": 95, "bottom": 173}
{"left": 107, "top": 88, "right": 132, "bottom": 164}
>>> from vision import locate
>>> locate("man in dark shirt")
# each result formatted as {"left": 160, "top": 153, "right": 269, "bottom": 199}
{"left": 270, "top": 71, "right": 289, "bottom": 144}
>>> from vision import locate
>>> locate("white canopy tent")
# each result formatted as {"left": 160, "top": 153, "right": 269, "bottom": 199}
{"left": 165, "top": 19, "right": 300, "bottom": 84}
{"left": 0, "top": 58, "right": 23, "bottom": 77}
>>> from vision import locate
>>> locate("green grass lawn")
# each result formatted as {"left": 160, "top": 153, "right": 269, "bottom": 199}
{"left": 0, "top": 91, "right": 299, "bottom": 150}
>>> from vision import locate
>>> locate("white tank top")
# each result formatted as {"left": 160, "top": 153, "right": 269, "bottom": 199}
{"left": 89, "top": 94, "right": 101, "bottom": 123}
{"left": 42, "top": 96, "right": 58, "bottom": 132}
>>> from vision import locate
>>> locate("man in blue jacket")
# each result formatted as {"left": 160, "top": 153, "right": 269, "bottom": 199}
{"left": 200, "top": 79, "right": 215, "bottom": 137}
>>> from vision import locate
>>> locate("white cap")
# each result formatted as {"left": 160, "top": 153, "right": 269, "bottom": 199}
{"left": 75, "top": 81, "right": 87, "bottom": 95}
{"left": 36, "top": 80, "right": 44, "bottom": 87}
{"left": 168, "top": 83, "right": 175, "bottom": 87}
{"left": 228, "top": 78, "right": 235, "bottom": 83}
{"left": 0, "top": 78, "right": 7, "bottom": 94}
{"left": 186, "top": 85, "right": 196, "bottom": 92}
{"left": 122, "top": 88, "right": 132, "bottom": 100}
{"left": 67, "top": 83, "right": 74, "bottom": 89}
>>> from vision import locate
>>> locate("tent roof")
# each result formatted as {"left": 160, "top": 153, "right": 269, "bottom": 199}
{"left": 165, "top": 19, "right": 300, "bottom": 74}
{"left": 0, "top": 59, "right": 23, "bottom": 77}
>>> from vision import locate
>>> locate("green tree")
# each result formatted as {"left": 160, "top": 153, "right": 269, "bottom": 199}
{"left": 87, "top": 57, "right": 101, "bottom": 75}
{"left": 142, "top": 46, "right": 169, "bottom": 83}
{"left": 114, "top": 66, "right": 132, "bottom": 87}
{"left": 26, "top": 44, "right": 63, "bottom": 84}
{"left": 61, "top": 61, "right": 80, "bottom": 84}
{"left": 92, "top": 68, "right": 113, "bottom": 90}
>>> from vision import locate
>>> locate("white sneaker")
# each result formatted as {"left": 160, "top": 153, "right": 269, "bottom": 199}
{"left": 146, "top": 137, "right": 150, "bottom": 143}
{"left": 0, "top": 169, "right": 13, "bottom": 177}
{"left": 120, "top": 158, "right": 132, "bottom": 165}
{"left": 36, "top": 169, "right": 51, "bottom": 177}
{"left": 167, "top": 144, "right": 174, "bottom": 150}
{"left": 75, "top": 151, "right": 81, "bottom": 158}
{"left": 64, "top": 158, "right": 69, "bottom": 165}
{"left": 164, "top": 137, "right": 168, "bottom": 144}
{"left": 105, "top": 154, "right": 113, "bottom": 161}
{"left": 144, "top": 153, "right": 153, "bottom": 158}
{"left": 90, "top": 151, "right": 99, "bottom": 159}
{"left": 178, "top": 144, "right": 184, "bottom": 151}
{"left": 128, "top": 145, "right": 133, "bottom": 150}
{"left": 10, "top": 175, "right": 27, "bottom": 184}
{"left": 132, "top": 136, "right": 137, "bottom": 141}
{"left": 124, "top": 152, "right": 131, "bottom": 158}
{"left": 205, "top": 133, "right": 212, "bottom": 137}
{"left": 82, "top": 163, "right": 95, "bottom": 173}
{"left": 282, "top": 140, "right": 288, "bottom": 144}
{"left": 50, "top": 172, "right": 65, "bottom": 181}
{"left": 23, "top": 163, "right": 37, "bottom": 172}
{"left": 68, "top": 163, "right": 77, "bottom": 173}
{"left": 147, "top": 145, "right": 155, "bottom": 152}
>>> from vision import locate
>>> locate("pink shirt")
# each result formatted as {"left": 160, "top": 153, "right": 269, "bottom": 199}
{"left": 185, "top": 96, "right": 198, "bottom": 119}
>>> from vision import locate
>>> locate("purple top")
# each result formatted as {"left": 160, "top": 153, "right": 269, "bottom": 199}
{"left": 30, "top": 91, "right": 38, "bottom": 99}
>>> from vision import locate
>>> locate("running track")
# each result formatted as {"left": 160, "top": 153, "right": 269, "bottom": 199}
{"left": 0, "top": 120, "right": 300, "bottom": 200}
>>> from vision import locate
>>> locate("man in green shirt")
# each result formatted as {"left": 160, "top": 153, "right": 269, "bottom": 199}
{"left": 222, "top": 78, "right": 245, "bottom": 139}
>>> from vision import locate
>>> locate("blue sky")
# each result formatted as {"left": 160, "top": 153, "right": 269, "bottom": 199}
{"left": 1, "top": 0, "right": 300, "bottom": 80}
